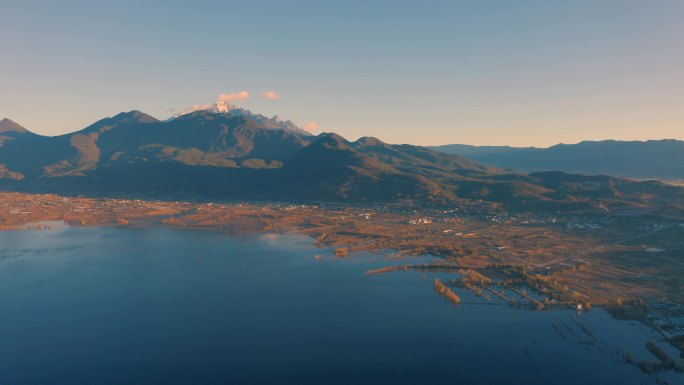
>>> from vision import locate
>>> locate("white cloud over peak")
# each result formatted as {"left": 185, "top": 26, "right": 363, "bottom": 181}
{"left": 304, "top": 121, "right": 319, "bottom": 132}
{"left": 218, "top": 91, "right": 249, "bottom": 102}
{"left": 177, "top": 104, "right": 212, "bottom": 116}
{"left": 261, "top": 90, "right": 281, "bottom": 100}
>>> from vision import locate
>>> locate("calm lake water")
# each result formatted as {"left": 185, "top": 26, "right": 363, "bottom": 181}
{"left": 0, "top": 227, "right": 679, "bottom": 385}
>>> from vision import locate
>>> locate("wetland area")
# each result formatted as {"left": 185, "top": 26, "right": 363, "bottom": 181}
{"left": 0, "top": 226, "right": 682, "bottom": 385}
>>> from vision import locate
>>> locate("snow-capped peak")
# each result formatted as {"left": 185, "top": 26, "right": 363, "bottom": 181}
{"left": 171, "top": 99, "right": 312, "bottom": 135}
{"left": 209, "top": 100, "right": 233, "bottom": 114}
{"left": 172, "top": 100, "right": 237, "bottom": 118}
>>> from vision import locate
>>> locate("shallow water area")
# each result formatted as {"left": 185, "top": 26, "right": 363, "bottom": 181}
{"left": 0, "top": 226, "right": 678, "bottom": 385}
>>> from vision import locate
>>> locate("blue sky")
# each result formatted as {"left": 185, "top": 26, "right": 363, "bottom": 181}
{"left": 1, "top": 0, "right": 682, "bottom": 146}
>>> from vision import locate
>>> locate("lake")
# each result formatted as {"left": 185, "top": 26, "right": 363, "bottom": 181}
{"left": 0, "top": 227, "right": 678, "bottom": 385}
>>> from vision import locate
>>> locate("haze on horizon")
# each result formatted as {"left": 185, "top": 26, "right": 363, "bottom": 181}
{"left": 1, "top": 0, "right": 682, "bottom": 147}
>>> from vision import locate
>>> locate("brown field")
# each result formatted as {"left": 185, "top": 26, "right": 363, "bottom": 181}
{"left": 1, "top": 191, "right": 683, "bottom": 308}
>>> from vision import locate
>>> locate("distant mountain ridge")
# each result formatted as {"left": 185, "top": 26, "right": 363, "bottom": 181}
{"left": 0, "top": 110, "right": 682, "bottom": 215}
{"left": 431, "top": 140, "right": 684, "bottom": 180}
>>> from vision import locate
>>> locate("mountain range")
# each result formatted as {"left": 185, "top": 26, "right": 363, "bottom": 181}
{"left": 1, "top": 110, "right": 683, "bottom": 215}
{"left": 431, "top": 141, "right": 684, "bottom": 180}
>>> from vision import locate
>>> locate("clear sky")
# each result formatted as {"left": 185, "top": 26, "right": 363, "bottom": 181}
{"left": 1, "top": 0, "right": 682, "bottom": 147}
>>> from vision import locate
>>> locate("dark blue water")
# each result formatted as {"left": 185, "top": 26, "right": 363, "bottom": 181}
{"left": 0, "top": 227, "right": 676, "bottom": 385}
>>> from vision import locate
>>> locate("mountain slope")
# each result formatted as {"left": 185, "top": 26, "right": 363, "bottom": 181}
{"left": 431, "top": 140, "right": 684, "bottom": 180}
{"left": 0, "top": 118, "right": 30, "bottom": 134}
{"left": 0, "top": 111, "right": 683, "bottom": 215}
{"left": 0, "top": 111, "right": 314, "bottom": 178}
{"left": 278, "top": 133, "right": 452, "bottom": 203}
